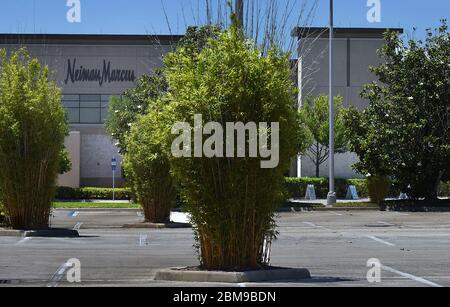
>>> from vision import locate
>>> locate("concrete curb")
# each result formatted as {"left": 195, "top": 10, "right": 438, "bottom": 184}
{"left": 0, "top": 229, "right": 24, "bottom": 237}
{"left": 281, "top": 207, "right": 379, "bottom": 212}
{"left": 0, "top": 228, "right": 79, "bottom": 238}
{"left": 312, "top": 207, "right": 378, "bottom": 211}
{"left": 123, "top": 222, "right": 192, "bottom": 229}
{"left": 385, "top": 206, "right": 450, "bottom": 213}
{"left": 53, "top": 207, "right": 380, "bottom": 214}
{"left": 154, "top": 267, "right": 311, "bottom": 283}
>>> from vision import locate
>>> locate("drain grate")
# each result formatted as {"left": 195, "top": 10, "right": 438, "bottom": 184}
{"left": 0, "top": 280, "right": 11, "bottom": 284}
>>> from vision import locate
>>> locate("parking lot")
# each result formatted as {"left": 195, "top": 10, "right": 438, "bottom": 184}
{"left": 1, "top": 209, "right": 450, "bottom": 287}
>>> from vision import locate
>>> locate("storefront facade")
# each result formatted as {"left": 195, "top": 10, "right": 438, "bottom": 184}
{"left": 1, "top": 28, "right": 403, "bottom": 188}
{"left": 0, "top": 34, "right": 181, "bottom": 187}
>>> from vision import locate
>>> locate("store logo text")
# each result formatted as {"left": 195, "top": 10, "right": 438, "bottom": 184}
{"left": 64, "top": 59, "right": 136, "bottom": 86}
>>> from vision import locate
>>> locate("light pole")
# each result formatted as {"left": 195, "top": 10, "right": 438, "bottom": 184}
{"left": 327, "top": 0, "right": 337, "bottom": 206}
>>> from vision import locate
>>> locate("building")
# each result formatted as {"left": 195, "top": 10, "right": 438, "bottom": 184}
{"left": 0, "top": 34, "right": 181, "bottom": 188}
{"left": 0, "top": 28, "right": 403, "bottom": 188}
{"left": 292, "top": 27, "right": 403, "bottom": 179}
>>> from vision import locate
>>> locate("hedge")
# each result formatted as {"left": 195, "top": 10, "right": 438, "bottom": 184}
{"left": 284, "top": 177, "right": 450, "bottom": 200}
{"left": 54, "top": 180, "right": 450, "bottom": 201}
{"left": 284, "top": 177, "right": 385, "bottom": 199}
{"left": 284, "top": 177, "right": 328, "bottom": 199}
{"left": 55, "top": 187, "right": 134, "bottom": 200}
{"left": 337, "top": 178, "right": 369, "bottom": 199}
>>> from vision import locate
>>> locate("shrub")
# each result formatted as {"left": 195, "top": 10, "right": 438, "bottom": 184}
{"left": 0, "top": 48, "right": 68, "bottom": 229}
{"left": 284, "top": 177, "right": 369, "bottom": 199}
{"left": 55, "top": 187, "right": 133, "bottom": 200}
{"left": 336, "top": 179, "right": 368, "bottom": 199}
{"left": 163, "top": 24, "right": 301, "bottom": 270}
{"left": 367, "top": 176, "right": 391, "bottom": 205}
{"left": 283, "top": 177, "right": 328, "bottom": 199}
{"left": 283, "top": 177, "right": 402, "bottom": 200}
{"left": 123, "top": 109, "right": 176, "bottom": 223}
{"left": 439, "top": 182, "right": 450, "bottom": 197}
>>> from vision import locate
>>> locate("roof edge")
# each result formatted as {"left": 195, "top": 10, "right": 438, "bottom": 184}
{"left": 291, "top": 27, "right": 404, "bottom": 39}
{"left": 0, "top": 33, "right": 183, "bottom": 45}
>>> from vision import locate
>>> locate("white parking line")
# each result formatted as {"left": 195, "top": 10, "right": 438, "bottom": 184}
{"left": 73, "top": 222, "right": 83, "bottom": 230}
{"left": 47, "top": 261, "right": 72, "bottom": 287}
{"left": 303, "top": 222, "right": 317, "bottom": 227}
{"left": 70, "top": 211, "right": 79, "bottom": 217}
{"left": 330, "top": 212, "right": 343, "bottom": 216}
{"left": 366, "top": 235, "right": 396, "bottom": 247}
{"left": 394, "top": 212, "right": 410, "bottom": 216}
{"left": 303, "top": 222, "right": 331, "bottom": 231}
{"left": 15, "top": 237, "right": 32, "bottom": 246}
{"left": 382, "top": 265, "right": 443, "bottom": 287}
{"left": 139, "top": 234, "right": 148, "bottom": 246}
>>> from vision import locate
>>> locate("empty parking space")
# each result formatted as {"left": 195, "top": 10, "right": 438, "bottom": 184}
{"left": 50, "top": 209, "right": 143, "bottom": 229}
{"left": 1, "top": 210, "right": 449, "bottom": 287}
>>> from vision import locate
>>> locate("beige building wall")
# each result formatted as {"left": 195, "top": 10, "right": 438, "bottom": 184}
{"left": 57, "top": 131, "right": 81, "bottom": 188}
{"left": 0, "top": 34, "right": 179, "bottom": 187}
{"left": 294, "top": 27, "right": 403, "bottom": 179}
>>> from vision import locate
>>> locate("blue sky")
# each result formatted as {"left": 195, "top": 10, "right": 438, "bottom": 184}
{"left": 0, "top": 0, "right": 448, "bottom": 39}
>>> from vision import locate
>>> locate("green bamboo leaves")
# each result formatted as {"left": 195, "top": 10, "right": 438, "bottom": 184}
{"left": 0, "top": 48, "right": 68, "bottom": 229}
{"left": 163, "top": 24, "right": 300, "bottom": 270}
{"left": 124, "top": 108, "right": 176, "bottom": 223}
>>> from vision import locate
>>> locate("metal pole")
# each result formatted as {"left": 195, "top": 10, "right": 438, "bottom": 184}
{"left": 236, "top": 0, "right": 244, "bottom": 26}
{"left": 327, "top": 0, "right": 337, "bottom": 206}
{"left": 112, "top": 169, "right": 115, "bottom": 201}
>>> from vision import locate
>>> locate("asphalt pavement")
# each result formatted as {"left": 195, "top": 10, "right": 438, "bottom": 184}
{"left": 1, "top": 209, "right": 449, "bottom": 287}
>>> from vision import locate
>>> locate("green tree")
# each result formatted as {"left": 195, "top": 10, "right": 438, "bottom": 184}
{"left": 343, "top": 106, "right": 392, "bottom": 177}
{"left": 299, "top": 95, "right": 349, "bottom": 177}
{"left": 105, "top": 70, "right": 168, "bottom": 154}
{"left": 0, "top": 48, "right": 68, "bottom": 229}
{"left": 345, "top": 20, "right": 449, "bottom": 200}
{"left": 105, "top": 25, "right": 222, "bottom": 154}
{"left": 106, "top": 25, "right": 223, "bottom": 221}
{"left": 163, "top": 23, "right": 302, "bottom": 270}
{"left": 58, "top": 148, "right": 72, "bottom": 175}
{"left": 124, "top": 107, "right": 176, "bottom": 223}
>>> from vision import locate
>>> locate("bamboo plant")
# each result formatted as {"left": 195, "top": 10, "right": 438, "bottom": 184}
{"left": 163, "top": 22, "right": 302, "bottom": 270}
{"left": 0, "top": 48, "right": 68, "bottom": 229}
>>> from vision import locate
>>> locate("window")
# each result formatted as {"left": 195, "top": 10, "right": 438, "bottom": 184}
{"left": 62, "top": 94, "right": 112, "bottom": 124}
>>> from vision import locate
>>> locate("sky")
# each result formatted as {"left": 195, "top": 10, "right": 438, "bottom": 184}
{"left": 0, "top": 0, "right": 448, "bottom": 40}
